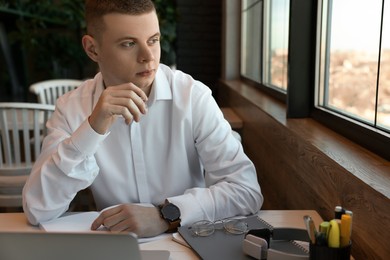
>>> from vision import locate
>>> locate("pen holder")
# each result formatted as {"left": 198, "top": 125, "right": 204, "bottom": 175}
{"left": 309, "top": 243, "right": 351, "bottom": 260}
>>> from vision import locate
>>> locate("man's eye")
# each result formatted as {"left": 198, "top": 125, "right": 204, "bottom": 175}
{"left": 149, "top": 38, "right": 160, "bottom": 44}
{"left": 122, "top": 42, "right": 135, "bottom": 47}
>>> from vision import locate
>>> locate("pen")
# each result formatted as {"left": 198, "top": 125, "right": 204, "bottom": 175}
{"left": 340, "top": 214, "right": 352, "bottom": 247}
{"left": 345, "top": 210, "right": 353, "bottom": 217}
{"left": 319, "top": 221, "right": 330, "bottom": 238}
{"left": 334, "top": 206, "right": 345, "bottom": 219}
{"left": 303, "top": 215, "right": 316, "bottom": 244}
{"left": 345, "top": 210, "right": 353, "bottom": 224}
{"left": 313, "top": 221, "right": 330, "bottom": 246}
{"left": 328, "top": 219, "right": 340, "bottom": 248}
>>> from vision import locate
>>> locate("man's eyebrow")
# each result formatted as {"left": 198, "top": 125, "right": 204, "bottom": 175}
{"left": 115, "top": 36, "right": 136, "bottom": 43}
{"left": 116, "top": 33, "right": 161, "bottom": 43}
{"left": 149, "top": 32, "right": 161, "bottom": 38}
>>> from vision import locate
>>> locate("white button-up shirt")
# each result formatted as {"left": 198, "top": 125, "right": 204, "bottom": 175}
{"left": 23, "top": 64, "right": 263, "bottom": 226}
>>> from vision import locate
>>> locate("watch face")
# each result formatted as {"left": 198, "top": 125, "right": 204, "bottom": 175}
{"left": 161, "top": 203, "right": 180, "bottom": 222}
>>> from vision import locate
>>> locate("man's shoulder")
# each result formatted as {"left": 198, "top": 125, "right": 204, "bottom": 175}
{"left": 57, "top": 75, "right": 98, "bottom": 104}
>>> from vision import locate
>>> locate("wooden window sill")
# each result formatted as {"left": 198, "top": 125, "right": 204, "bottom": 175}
{"left": 220, "top": 79, "right": 390, "bottom": 199}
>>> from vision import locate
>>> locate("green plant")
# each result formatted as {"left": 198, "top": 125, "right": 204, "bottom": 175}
{"left": 153, "top": 0, "right": 177, "bottom": 66}
{"left": 2, "top": 0, "right": 177, "bottom": 82}
{"left": 3, "top": 0, "right": 87, "bottom": 81}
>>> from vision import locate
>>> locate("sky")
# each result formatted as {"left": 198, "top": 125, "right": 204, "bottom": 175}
{"left": 244, "top": 0, "right": 390, "bottom": 51}
{"left": 330, "top": 0, "right": 390, "bottom": 50}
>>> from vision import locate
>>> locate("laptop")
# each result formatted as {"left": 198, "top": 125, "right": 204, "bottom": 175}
{"left": 0, "top": 231, "right": 170, "bottom": 260}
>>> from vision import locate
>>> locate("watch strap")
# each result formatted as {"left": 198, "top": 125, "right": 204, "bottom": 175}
{"left": 166, "top": 218, "right": 181, "bottom": 233}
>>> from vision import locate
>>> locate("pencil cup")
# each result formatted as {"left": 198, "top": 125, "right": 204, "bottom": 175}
{"left": 309, "top": 243, "right": 351, "bottom": 260}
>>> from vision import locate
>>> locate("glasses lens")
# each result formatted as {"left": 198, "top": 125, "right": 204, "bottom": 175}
{"left": 190, "top": 220, "right": 215, "bottom": 237}
{"left": 223, "top": 219, "right": 248, "bottom": 235}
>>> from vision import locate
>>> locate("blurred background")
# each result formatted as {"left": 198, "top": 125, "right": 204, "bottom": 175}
{"left": 0, "top": 0, "right": 222, "bottom": 102}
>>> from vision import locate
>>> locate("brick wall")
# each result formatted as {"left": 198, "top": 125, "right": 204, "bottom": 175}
{"left": 175, "top": 0, "right": 222, "bottom": 96}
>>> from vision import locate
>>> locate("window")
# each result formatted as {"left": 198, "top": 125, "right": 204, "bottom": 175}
{"left": 379, "top": 0, "right": 390, "bottom": 130}
{"left": 236, "top": 0, "right": 390, "bottom": 159}
{"left": 240, "top": 0, "right": 290, "bottom": 92}
{"left": 263, "top": 0, "right": 289, "bottom": 91}
{"left": 241, "top": 0, "right": 262, "bottom": 82}
{"left": 317, "top": 0, "right": 390, "bottom": 133}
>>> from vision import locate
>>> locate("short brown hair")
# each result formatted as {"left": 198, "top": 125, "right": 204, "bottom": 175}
{"left": 85, "top": 0, "right": 156, "bottom": 37}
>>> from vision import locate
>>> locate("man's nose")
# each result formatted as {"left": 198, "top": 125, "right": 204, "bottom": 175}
{"left": 138, "top": 45, "right": 155, "bottom": 63}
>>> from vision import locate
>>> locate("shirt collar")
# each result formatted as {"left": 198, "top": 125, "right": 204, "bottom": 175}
{"left": 147, "top": 66, "right": 173, "bottom": 108}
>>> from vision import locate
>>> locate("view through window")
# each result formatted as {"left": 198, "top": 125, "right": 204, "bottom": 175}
{"left": 318, "top": 0, "right": 390, "bottom": 132}
{"left": 241, "top": 0, "right": 289, "bottom": 92}
{"left": 263, "top": 0, "right": 289, "bottom": 91}
{"left": 241, "top": 0, "right": 262, "bottom": 82}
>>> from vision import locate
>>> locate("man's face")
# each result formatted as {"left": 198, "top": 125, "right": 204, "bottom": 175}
{"left": 94, "top": 11, "right": 161, "bottom": 92}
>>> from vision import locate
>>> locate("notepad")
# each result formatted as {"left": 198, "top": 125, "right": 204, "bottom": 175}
{"left": 39, "top": 204, "right": 171, "bottom": 243}
{"left": 39, "top": 211, "right": 105, "bottom": 232}
{"left": 40, "top": 203, "right": 154, "bottom": 232}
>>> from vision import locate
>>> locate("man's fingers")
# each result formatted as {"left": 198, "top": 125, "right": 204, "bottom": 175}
{"left": 91, "top": 215, "right": 104, "bottom": 230}
{"left": 128, "top": 82, "right": 148, "bottom": 102}
{"left": 105, "top": 91, "right": 148, "bottom": 122}
{"left": 110, "top": 101, "right": 142, "bottom": 123}
{"left": 89, "top": 81, "right": 149, "bottom": 134}
{"left": 91, "top": 205, "right": 122, "bottom": 230}
{"left": 105, "top": 83, "right": 148, "bottom": 102}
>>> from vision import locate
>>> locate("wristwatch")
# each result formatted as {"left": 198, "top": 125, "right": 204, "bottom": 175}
{"left": 158, "top": 200, "right": 181, "bottom": 233}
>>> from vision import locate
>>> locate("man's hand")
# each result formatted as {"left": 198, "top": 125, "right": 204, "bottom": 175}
{"left": 89, "top": 83, "right": 148, "bottom": 134}
{"left": 91, "top": 204, "right": 169, "bottom": 238}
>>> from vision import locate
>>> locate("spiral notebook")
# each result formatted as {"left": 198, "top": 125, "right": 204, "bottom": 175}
{"left": 178, "top": 215, "right": 309, "bottom": 260}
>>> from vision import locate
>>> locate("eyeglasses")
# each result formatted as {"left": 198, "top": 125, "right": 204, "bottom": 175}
{"left": 189, "top": 218, "right": 248, "bottom": 237}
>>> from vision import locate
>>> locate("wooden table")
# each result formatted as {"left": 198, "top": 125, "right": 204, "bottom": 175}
{"left": 0, "top": 210, "right": 323, "bottom": 260}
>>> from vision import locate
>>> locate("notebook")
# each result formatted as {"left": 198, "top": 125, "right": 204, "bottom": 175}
{"left": 38, "top": 204, "right": 154, "bottom": 233}
{"left": 0, "top": 231, "right": 170, "bottom": 260}
{"left": 39, "top": 211, "right": 172, "bottom": 244}
{"left": 39, "top": 211, "right": 105, "bottom": 232}
{"left": 178, "top": 215, "right": 309, "bottom": 260}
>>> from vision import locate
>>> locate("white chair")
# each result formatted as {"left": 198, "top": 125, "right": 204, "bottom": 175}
{"left": 29, "top": 79, "right": 83, "bottom": 105}
{"left": 0, "top": 102, "right": 55, "bottom": 208}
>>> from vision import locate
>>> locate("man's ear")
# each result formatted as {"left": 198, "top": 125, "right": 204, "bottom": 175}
{"left": 82, "top": 35, "right": 99, "bottom": 62}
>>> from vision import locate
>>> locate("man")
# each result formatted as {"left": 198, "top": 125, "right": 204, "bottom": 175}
{"left": 23, "top": 0, "right": 263, "bottom": 238}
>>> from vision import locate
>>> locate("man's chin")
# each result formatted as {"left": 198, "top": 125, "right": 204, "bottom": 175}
{"left": 133, "top": 78, "right": 154, "bottom": 89}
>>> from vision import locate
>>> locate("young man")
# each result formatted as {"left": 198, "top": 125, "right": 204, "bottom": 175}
{"left": 23, "top": 0, "right": 263, "bottom": 237}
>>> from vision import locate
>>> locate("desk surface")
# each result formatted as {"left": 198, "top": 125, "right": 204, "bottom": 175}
{"left": 0, "top": 210, "right": 322, "bottom": 260}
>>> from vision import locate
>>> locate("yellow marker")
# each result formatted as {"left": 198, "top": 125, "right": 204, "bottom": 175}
{"left": 319, "top": 221, "right": 330, "bottom": 238}
{"left": 328, "top": 219, "right": 340, "bottom": 248}
{"left": 340, "top": 214, "right": 352, "bottom": 247}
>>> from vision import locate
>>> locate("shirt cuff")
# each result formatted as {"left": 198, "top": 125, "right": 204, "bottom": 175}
{"left": 167, "top": 193, "right": 204, "bottom": 226}
{"left": 70, "top": 119, "right": 109, "bottom": 156}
